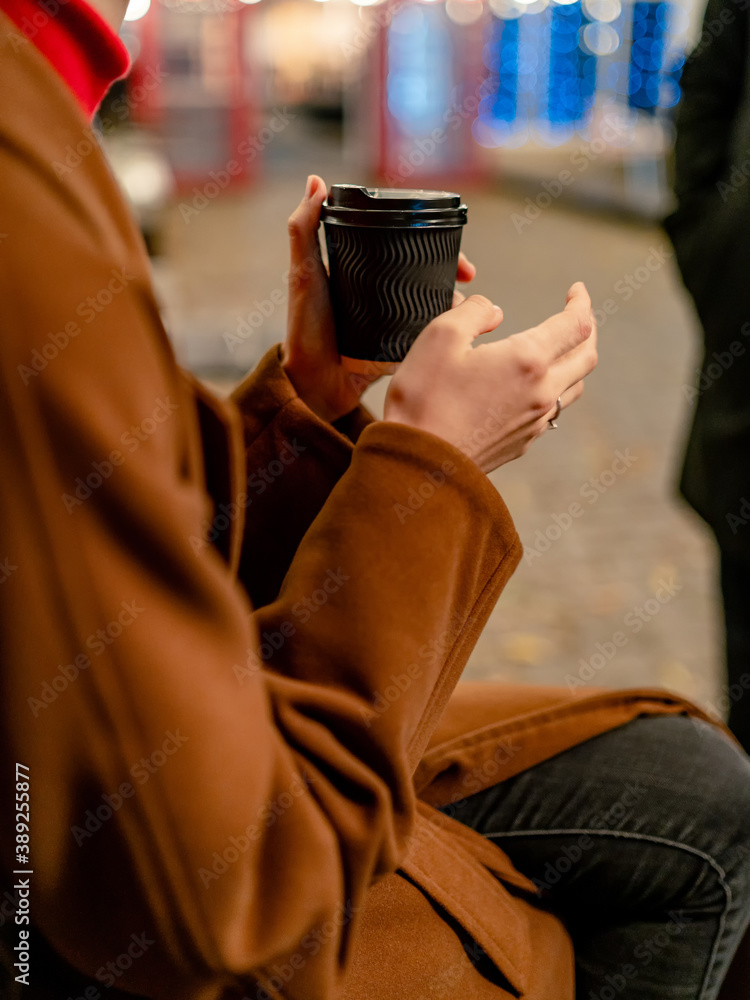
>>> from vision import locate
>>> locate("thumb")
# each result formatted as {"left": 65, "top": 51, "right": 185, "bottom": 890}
{"left": 288, "top": 175, "right": 327, "bottom": 274}
{"left": 411, "top": 294, "right": 502, "bottom": 365}
{"left": 449, "top": 295, "right": 503, "bottom": 344}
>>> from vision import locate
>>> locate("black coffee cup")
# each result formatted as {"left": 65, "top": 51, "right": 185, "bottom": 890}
{"left": 321, "top": 185, "right": 468, "bottom": 374}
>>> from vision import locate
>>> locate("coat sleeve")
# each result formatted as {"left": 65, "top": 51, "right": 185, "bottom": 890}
{"left": 0, "top": 32, "right": 522, "bottom": 1000}
{"left": 226, "top": 346, "right": 376, "bottom": 609}
{"left": 183, "top": 352, "right": 375, "bottom": 608}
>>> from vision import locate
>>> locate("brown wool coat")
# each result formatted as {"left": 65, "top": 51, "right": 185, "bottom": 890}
{"left": 0, "top": 16, "right": 746, "bottom": 1000}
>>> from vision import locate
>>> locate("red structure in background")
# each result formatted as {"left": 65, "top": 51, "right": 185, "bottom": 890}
{"left": 127, "top": 1, "right": 261, "bottom": 194}
{"left": 122, "top": 0, "right": 487, "bottom": 193}
{"left": 366, "top": 0, "right": 488, "bottom": 189}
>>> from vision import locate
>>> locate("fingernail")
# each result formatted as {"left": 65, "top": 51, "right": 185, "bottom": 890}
{"left": 305, "top": 175, "right": 315, "bottom": 200}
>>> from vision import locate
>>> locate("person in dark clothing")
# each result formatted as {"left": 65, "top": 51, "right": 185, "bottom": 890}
{"left": 664, "top": 0, "right": 750, "bottom": 753}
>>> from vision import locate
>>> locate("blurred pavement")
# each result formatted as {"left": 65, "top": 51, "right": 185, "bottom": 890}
{"left": 151, "top": 167, "right": 723, "bottom": 718}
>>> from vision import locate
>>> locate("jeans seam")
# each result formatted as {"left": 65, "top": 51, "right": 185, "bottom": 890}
{"left": 482, "top": 826, "right": 732, "bottom": 1000}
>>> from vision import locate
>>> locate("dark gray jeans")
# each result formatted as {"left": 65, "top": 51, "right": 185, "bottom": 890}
{"left": 720, "top": 549, "right": 750, "bottom": 754}
{"left": 442, "top": 715, "right": 750, "bottom": 1000}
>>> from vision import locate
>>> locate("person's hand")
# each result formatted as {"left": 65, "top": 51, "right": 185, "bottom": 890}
{"left": 282, "top": 174, "right": 476, "bottom": 423}
{"left": 384, "top": 283, "right": 597, "bottom": 474}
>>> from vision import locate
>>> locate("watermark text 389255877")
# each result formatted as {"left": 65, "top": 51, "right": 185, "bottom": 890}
{"left": 13, "top": 762, "right": 32, "bottom": 986}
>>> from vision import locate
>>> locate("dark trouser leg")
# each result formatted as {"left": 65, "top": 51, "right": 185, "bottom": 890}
{"left": 442, "top": 715, "right": 750, "bottom": 1000}
{"left": 720, "top": 549, "right": 750, "bottom": 754}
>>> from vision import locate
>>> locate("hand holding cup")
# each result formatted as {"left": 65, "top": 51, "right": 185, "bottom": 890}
{"left": 282, "top": 176, "right": 475, "bottom": 423}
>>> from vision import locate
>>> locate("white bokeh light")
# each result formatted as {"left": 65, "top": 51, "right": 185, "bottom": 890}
{"left": 445, "top": 0, "right": 484, "bottom": 23}
{"left": 582, "top": 21, "right": 620, "bottom": 53}
{"left": 488, "top": 0, "right": 525, "bottom": 19}
{"left": 124, "top": 0, "right": 150, "bottom": 21}
{"left": 582, "top": 0, "right": 621, "bottom": 22}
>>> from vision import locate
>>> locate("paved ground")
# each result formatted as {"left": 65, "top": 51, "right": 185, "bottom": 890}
{"left": 150, "top": 142, "right": 725, "bottom": 721}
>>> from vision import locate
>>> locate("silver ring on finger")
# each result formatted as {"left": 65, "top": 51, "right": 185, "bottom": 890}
{"left": 548, "top": 396, "right": 562, "bottom": 430}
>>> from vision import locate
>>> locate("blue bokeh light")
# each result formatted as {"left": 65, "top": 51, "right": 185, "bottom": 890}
{"left": 546, "top": 2, "right": 597, "bottom": 125}
{"left": 627, "top": 1, "right": 670, "bottom": 111}
{"left": 479, "top": 16, "right": 521, "bottom": 125}
{"left": 476, "top": 0, "right": 682, "bottom": 146}
{"left": 386, "top": 5, "right": 453, "bottom": 129}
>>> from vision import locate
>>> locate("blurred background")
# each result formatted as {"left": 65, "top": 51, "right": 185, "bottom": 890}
{"left": 101, "top": 0, "right": 723, "bottom": 715}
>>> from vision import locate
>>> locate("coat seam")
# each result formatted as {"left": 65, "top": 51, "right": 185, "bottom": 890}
{"left": 403, "top": 850, "right": 529, "bottom": 990}
{"left": 421, "top": 691, "right": 704, "bottom": 762}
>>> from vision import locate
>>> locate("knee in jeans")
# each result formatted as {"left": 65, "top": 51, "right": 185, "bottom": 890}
{"left": 636, "top": 715, "right": 748, "bottom": 827}
{"left": 680, "top": 717, "right": 750, "bottom": 862}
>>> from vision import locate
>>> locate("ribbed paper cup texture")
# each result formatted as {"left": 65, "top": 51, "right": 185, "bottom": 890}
{"left": 322, "top": 186, "right": 468, "bottom": 374}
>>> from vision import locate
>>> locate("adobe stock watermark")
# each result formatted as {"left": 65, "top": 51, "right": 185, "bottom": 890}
{"left": 388, "top": 402, "right": 514, "bottom": 511}
{"left": 6, "top": 0, "right": 73, "bottom": 49}
{"left": 101, "top": 67, "right": 167, "bottom": 129}
{"left": 61, "top": 396, "right": 179, "bottom": 513}
{"left": 0, "top": 557, "right": 18, "bottom": 585}
{"left": 63, "top": 931, "right": 156, "bottom": 993}
{"left": 246, "top": 899, "right": 358, "bottom": 1000}
{"left": 27, "top": 600, "right": 146, "bottom": 717}
{"left": 233, "top": 568, "right": 350, "bottom": 685}
{"left": 530, "top": 779, "right": 648, "bottom": 893}
{"left": 50, "top": 69, "right": 167, "bottom": 180}
{"left": 705, "top": 672, "right": 750, "bottom": 724}
{"left": 692, "top": 0, "right": 750, "bottom": 59}
{"left": 565, "top": 576, "right": 682, "bottom": 691}
{"left": 340, "top": 1, "right": 404, "bottom": 60}
{"left": 393, "top": 459, "right": 457, "bottom": 523}
{"left": 0, "top": 888, "right": 24, "bottom": 931}
{"left": 511, "top": 111, "right": 631, "bottom": 234}
{"left": 682, "top": 320, "right": 750, "bottom": 404}
{"left": 591, "top": 246, "right": 674, "bottom": 331}
{"left": 222, "top": 249, "right": 320, "bottom": 353}
{"left": 395, "top": 737, "right": 524, "bottom": 858}
{"left": 525, "top": 449, "right": 637, "bottom": 563}
{"left": 179, "top": 108, "right": 297, "bottom": 223}
{"left": 444, "top": 734, "right": 524, "bottom": 800}
{"left": 198, "top": 773, "right": 315, "bottom": 887}
{"left": 358, "top": 611, "right": 467, "bottom": 728}
{"left": 189, "top": 437, "right": 306, "bottom": 554}
{"left": 17, "top": 268, "right": 137, "bottom": 385}
{"left": 453, "top": 404, "right": 513, "bottom": 461}
{"left": 71, "top": 729, "right": 188, "bottom": 846}
{"left": 588, "top": 911, "right": 692, "bottom": 1000}
{"left": 726, "top": 496, "right": 750, "bottom": 535}
{"left": 223, "top": 289, "right": 287, "bottom": 352}
{"left": 382, "top": 87, "right": 482, "bottom": 188}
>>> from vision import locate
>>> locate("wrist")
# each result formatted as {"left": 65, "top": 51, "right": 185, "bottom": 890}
{"left": 281, "top": 354, "right": 343, "bottom": 424}
{"left": 383, "top": 385, "right": 434, "bottom": 438}
{"left": 383, "top": 394, "right": 487, "bottom": 471}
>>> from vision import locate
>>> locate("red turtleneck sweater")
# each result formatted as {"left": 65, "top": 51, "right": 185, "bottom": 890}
{"left": 0, "top": 0, "right": 130, "bottom": 119}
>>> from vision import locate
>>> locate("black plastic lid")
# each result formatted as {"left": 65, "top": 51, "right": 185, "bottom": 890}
{"left": 321, "top": 184, "right": 467, "bottom": 228}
